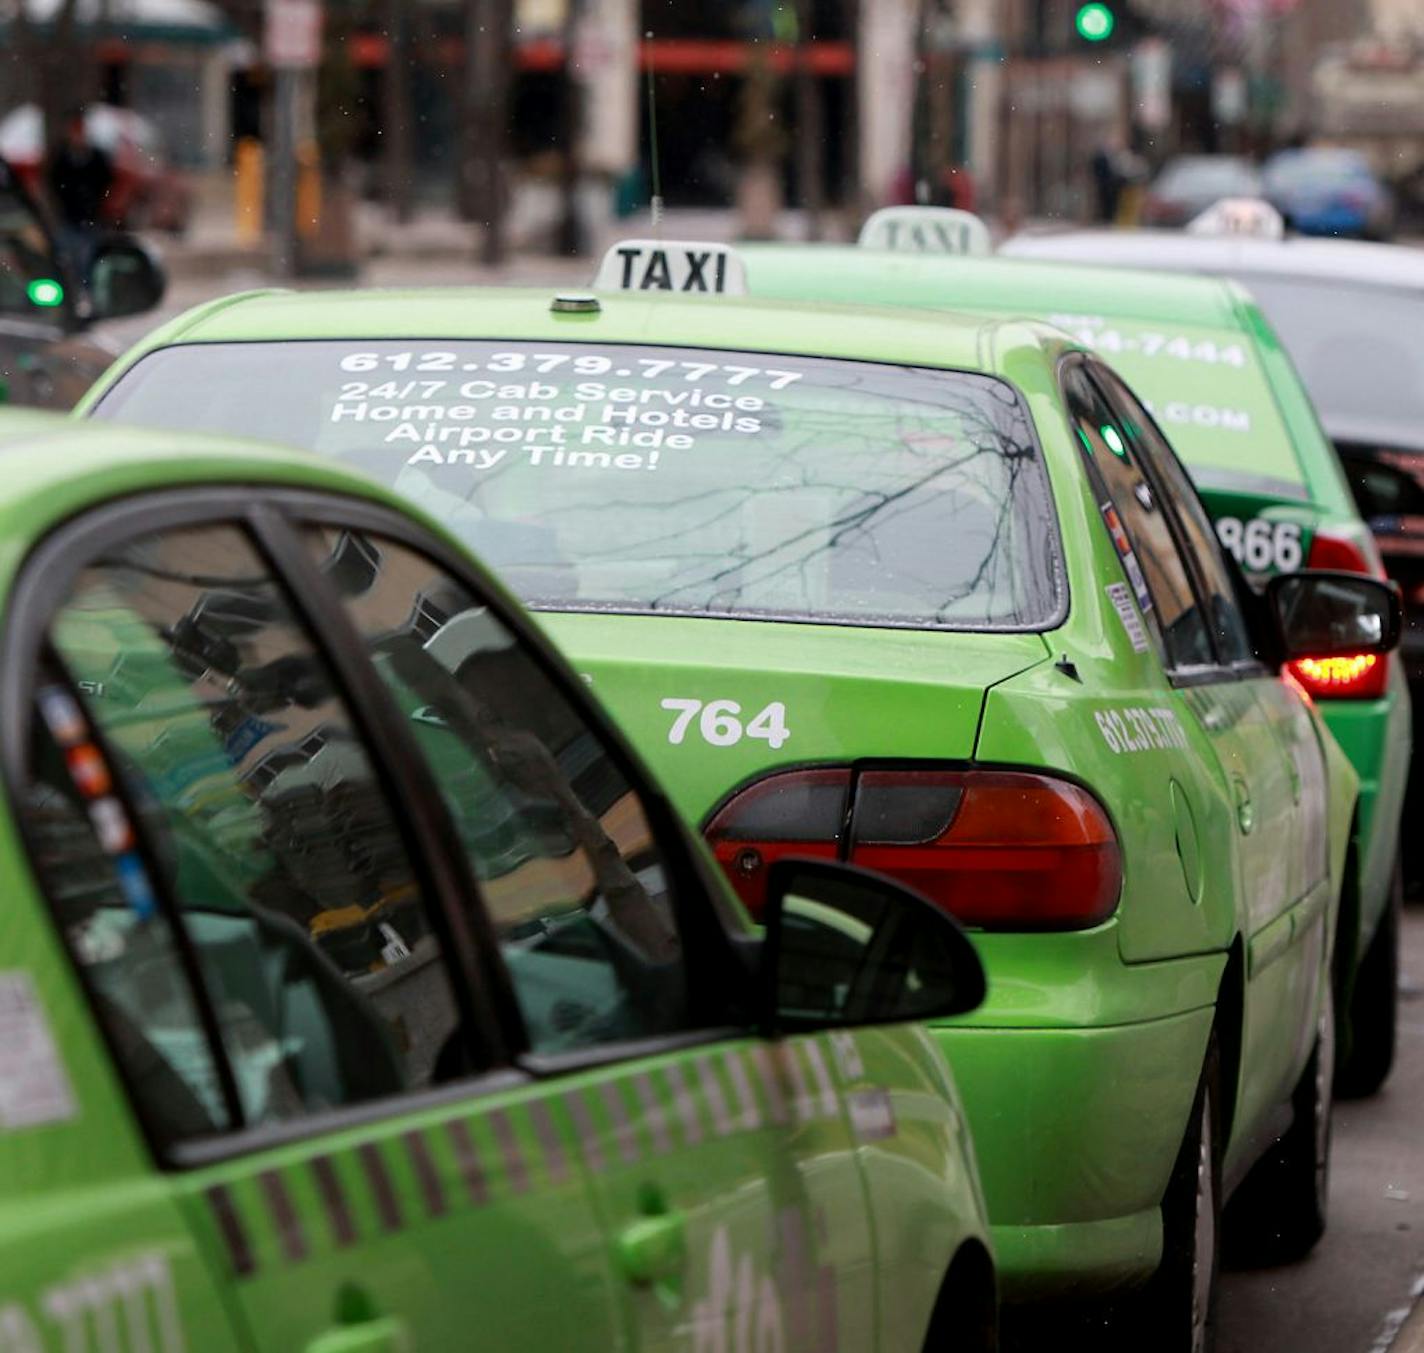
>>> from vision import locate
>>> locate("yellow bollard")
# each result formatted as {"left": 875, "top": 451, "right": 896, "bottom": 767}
{"left": 1116, "top": 183, "right": 1145, "bottom": 228}
{"left": 234, "top": 137, "right": 264, "bottom": 248}
{"left": 296, "top": 140, "right": 322, "bottom": 242}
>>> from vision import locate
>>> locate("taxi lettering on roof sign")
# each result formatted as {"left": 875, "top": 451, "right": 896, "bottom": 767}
{"left": 593, "top": 240, "right": 748, "bottom": 295}
{"left": 1187, "top": 198, "right": 1286, "bottom": 240}
{"left": 857, "top": 207, "right": 993, "bottom": 256}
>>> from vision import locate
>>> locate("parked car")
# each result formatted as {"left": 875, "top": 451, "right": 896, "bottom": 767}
{"left": 81, "top": 254, "right": 1396, "bottom": 1349}
{"left": 746, "top": 226, "right": 1412, "bottom": 1106}
{"left": 1143, "top": 155, "right": 1263, "bottom": 227}
{"left": 1261, "top": 147, "right": 1394, "bottom": 239}
{"left": 0, "top": 102, "right": 192, "bottom": 234}
{"left": 0, "top": 410, "right": 998, "bottom": 1353}
{"left": 1003, "top": 221, "right": 1424, "bottom": 898}
{"left": 0, "top": 155, "right": 164, "bottom": 408}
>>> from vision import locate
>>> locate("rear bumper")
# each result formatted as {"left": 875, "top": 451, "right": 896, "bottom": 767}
{"left": 1319, "top": 680, "right": 1411, "bottom": 951}
{"left": 933, "top": 1004, "right": 1215, "bottom": 1300}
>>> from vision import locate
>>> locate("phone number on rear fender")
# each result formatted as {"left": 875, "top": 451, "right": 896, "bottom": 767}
{"left": 337, "top": 351, "right": 805, "bottom": 389}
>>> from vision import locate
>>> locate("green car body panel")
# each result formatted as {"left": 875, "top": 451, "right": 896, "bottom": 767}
{"left": 81, "top": 288, "right": 1359, "bottom": 1299}
{"left": 0, "top": 416, "right": 991, "bottom": 1351}
{"left": 737, "top": 244, "right": 1407, "bottom": 986}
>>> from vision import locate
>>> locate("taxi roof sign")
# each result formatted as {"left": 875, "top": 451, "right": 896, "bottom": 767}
{"left": 857, "top": 207, "right": 993, "bottom": 256}
{"left": 1187, "top": 198, "right": 1286, "bottom": 240}
{"left": 593, "top": 240, "right": 748, "bottom": 296}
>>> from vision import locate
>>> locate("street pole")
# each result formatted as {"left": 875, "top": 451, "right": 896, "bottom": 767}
{"left": 556, "top": 0, "right": 586, "bottom": 255}
{"left": 264, "top": 0, "right": 322, "bottom": 278}
{"left": 795, "top": 0, "right": 825, "bottom": 239}
{"left": 270, "top": 66, "right": 299, "bottom": 276}
{"left": 466, "top": 0, "right": 513, "bottom": 263}
{"left": 384, "top": 0, "right": 415, "bottom": 224}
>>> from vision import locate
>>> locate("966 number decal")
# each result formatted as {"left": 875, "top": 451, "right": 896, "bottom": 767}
{"left": 1214, "top": 517, "right": 1303, "bottom": 573}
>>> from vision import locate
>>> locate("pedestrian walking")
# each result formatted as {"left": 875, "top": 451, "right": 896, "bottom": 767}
{"left": 47, "top": 108, "right": 112, "bottom": 285}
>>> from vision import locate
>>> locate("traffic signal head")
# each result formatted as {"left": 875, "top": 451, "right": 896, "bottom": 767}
{"left": 1075, "top": 3, "right": 1116, "bottom": 42}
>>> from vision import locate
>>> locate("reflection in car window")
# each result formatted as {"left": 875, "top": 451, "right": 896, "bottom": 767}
{"left": 305, "top": 527, "right": 689, "bottom": 1056}
{"left": 1093, "top": 367, "right": 1255, "bottom": 667}
{"left": 29, "top": 524, "right": 462, "bottom": 1143}
{"left": 0, "top": 178, "right": 59, "bottom": 314}
{"left": 96, "top": 341, "right": 1065, "bottom": 633}
{"left": 1064, "top": 366, "right": 1213, "bottom": 671}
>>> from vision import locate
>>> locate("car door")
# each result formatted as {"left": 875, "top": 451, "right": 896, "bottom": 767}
{"left": 15, "top": 507, "right": 626, "bottom": 1352}
{"left": 305, "top": 520, "right": 880, "bottom": 1353}
{"left": 1094, "top": 364, "right": 1329, "bottom": 1112}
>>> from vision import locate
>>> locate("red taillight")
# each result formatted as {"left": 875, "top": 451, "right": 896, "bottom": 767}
{"left": 704, "top": 766, "right": 1122, "bottom": 931}
{"left": 1306, "top": 529, "right": 1385, "bottom": 579}
{"left": 1292, "top": 530, "right": 1390, "bottom": 698}
{"left": 706, "top": 768, "right": 848, "bottom": 914}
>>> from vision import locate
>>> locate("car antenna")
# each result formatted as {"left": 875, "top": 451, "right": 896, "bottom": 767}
{"left": 645, "top": 29, "right": 664, "bottom": 233}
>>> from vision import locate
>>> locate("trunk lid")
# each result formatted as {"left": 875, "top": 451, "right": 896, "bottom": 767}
{"left": 537, "top": 612, "right": 1051, "bottom": 823}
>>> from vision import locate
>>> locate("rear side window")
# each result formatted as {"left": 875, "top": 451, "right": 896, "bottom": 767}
{"left": 95, "top": 342, "right": 1065, "bottom": 632}
{"left": 25, "top": 524, "right": 463, "bottom": 1144}
{"left": 1064, "top": 365, "right": 1214, "bottom": 672}
{"left": 1092, "top": 367, "right": 1256, "bottom": 668}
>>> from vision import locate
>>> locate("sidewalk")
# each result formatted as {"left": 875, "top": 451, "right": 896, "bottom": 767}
{"left": 159, "top": 171, "right": 858, "bottom": 281}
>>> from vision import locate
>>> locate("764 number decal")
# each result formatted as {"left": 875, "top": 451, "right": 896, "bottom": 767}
{"left": 661, "top": 698, "right": 791, "bottom": 750}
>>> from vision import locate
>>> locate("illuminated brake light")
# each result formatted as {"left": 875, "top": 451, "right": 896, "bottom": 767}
{"left": 704, "top": 766, "right": 1122, "bottom": 931}
{"left": 1288, "top": 653, "right": 1386, "bottom": 700}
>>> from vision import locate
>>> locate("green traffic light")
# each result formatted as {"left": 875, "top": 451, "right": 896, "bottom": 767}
{"left": 1076, "top": 2, "right": 1115, "bottom": 41}
{"left": 1101, "top": 424, "right": 1127, "bottom": 457}
{"left": 27, "top": 278, "right": 64, "bottom": 308}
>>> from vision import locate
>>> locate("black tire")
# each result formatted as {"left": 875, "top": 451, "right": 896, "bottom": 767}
{"left": 1224, "top": 982, "right": 1334, "bottom": 1266}
{"left": 1116, "top": 1033, "right": 1222, "bottom": 1353}
{"left": 921, "top": 1244, "right": 998, "bottom": 1353}
{"left": 1336, "top": 858, "right": 1401, "bottom": 1099}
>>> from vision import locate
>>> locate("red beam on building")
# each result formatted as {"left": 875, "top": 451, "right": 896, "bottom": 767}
{"left": 346, "top": 33, "right": 854, "bottom": 76}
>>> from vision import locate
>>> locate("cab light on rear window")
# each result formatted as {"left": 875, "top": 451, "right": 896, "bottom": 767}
{"left": 705, "top": 766, "right": 1122, "bottom": 931}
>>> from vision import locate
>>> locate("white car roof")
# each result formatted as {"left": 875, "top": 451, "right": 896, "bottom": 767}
{"left": 1002, "top": 228, "right": 1424, "bottom": 292}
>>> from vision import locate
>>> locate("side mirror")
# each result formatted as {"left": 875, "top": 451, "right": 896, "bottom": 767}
{"left": 760, "top": 857, "right": 986, "bottom": 1034}
{"left": 87, "top": 236, "right": 166, "bottom": 321}
{"left": 1266, "top": 568, "right": 1402, "bottom": 662}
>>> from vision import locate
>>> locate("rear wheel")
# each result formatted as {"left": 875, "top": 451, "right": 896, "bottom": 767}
{"left": 1336, "top": 858, "right": 1401, "bottom": 1099}
{"left": 920, "top": 1244, "right": 997, "bottom": 1353}
{"left": 1225, "top": 982, "right": 1334, "bottom": 1265}
{"left": 1116, "top": 1033, "right": 1221, "bottom": 1353}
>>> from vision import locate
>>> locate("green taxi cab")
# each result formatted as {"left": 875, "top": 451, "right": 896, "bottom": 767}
{"left": 736, "top": 225, "right": 1412, "bottom": 1098}
{"left": 0, "top": 413, "right": 996, "bottom": 1351}
{"left": 81, "top": 268, "right": 1401, "bottom": 1344}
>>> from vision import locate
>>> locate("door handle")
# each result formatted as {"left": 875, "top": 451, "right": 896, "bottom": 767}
{"left": 1232, "top": 775, "right": 1255, "bottom": 835}
{"left": 306, "top": 1317, "right": 411, "bottom": 1353}
{"left": 617, "top": 1210, "right": 687, "bottom": 1285}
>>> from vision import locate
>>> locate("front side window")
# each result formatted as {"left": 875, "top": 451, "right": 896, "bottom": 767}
{"left": 1064, "top": 364, "right": 1213, "bottom": 672}
{"left": 305, "top": 527, "right": 691, "bottom": 1056}
{"left": 25, "top": 524, "right": 463, "bottom": 1144}
{"left": 95, "top": 341, "right": 1064, "bottom": 632}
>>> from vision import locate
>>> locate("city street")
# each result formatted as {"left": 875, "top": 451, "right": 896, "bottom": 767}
{"left": 994, "top": 906, "right": 1424, "bottom": 1353}
{"left": 97, "top": 261, "right": 1424, "bottom": 1353}
{"left": 1219, "top": 909, "right": 1424, "bottom": 1353}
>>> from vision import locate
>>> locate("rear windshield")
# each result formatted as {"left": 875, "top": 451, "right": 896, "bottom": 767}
{"left": 94, "top": 341, "right": 1064, "bottom": 631}
{"left": 1043, "top": 313, "right": 1309, "bottom": 499}
{"left": 1231, "top": 275, "right": 1424, "bottom": 451}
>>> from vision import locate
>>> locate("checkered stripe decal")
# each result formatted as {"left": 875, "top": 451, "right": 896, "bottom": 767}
{"left": 203, "top": 1035, "right": 855, "bottom": 1280}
